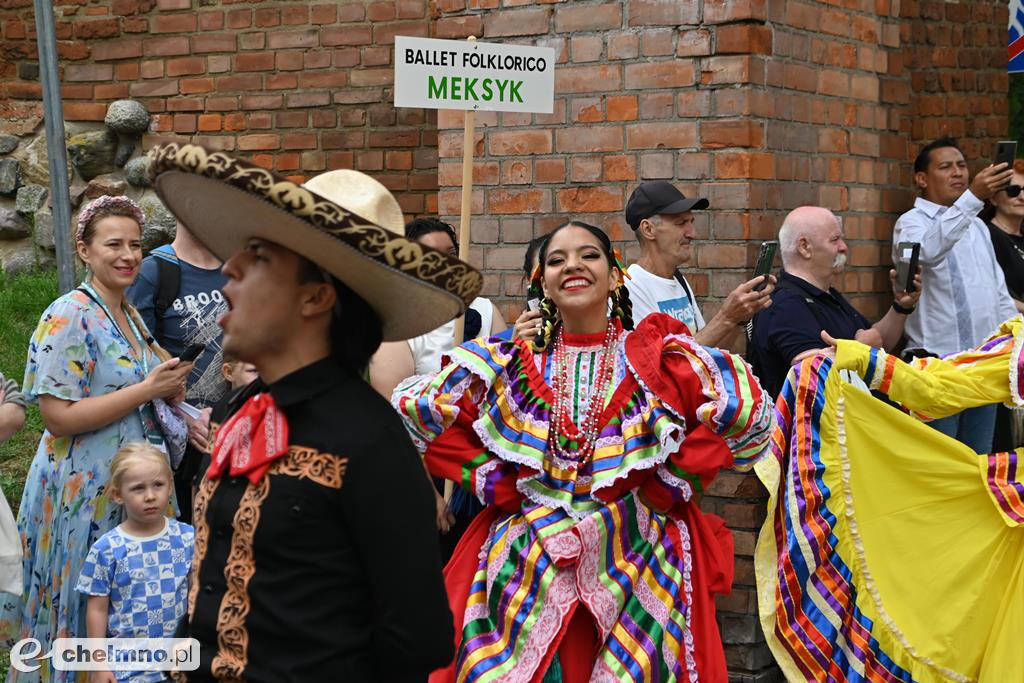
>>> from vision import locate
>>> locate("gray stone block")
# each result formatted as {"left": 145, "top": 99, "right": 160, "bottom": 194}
{"left": 15, "top": 184, "right": 48, "bottom": 214}
{"left": 104, "top": 100, "right": 150, "bottom": 134}
{"left": 33, "top": 211, "right": 54, "bottom": 249}
{"left": 0, "top": 207, "right": 30, "bottom": 240}
{"left": 0, "top": 241, "right": 36, "bottom": 278}
{"left": 67, "top": 129, "right": 117, "bottom": 181}
{"left": 0, "top": 158, "right": 23, "bottom": 196}
{"left": 124, "top": 156, "right": 152, "bottom": 188}
{"left": 0, "top": 135, "right": 18, "bottom": 155}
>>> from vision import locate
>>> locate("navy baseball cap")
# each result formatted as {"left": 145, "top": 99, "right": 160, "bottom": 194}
{"left": 625, "top": 181, "right": 709, "bottom": 230}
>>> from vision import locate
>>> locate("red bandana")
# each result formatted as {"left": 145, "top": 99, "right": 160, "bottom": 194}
{"left": 207, "top": 393, "right": 289, "bottom": 484}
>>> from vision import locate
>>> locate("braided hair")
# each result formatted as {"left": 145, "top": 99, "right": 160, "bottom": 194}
{"left": 530, "top": 220, "right": 633, "bottom": 351}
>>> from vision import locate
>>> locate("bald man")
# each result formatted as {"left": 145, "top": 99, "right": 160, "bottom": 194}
{"left": 748, "top": 206, "right": 921, "bottom": 395}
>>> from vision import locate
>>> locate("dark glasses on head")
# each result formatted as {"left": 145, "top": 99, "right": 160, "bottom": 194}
{"left": 1003, "top": 184, "right": 1023, "bottom": 198}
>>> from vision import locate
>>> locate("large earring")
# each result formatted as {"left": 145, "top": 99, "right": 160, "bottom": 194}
{"left": 532, "top": 296, "right": 559, "bottom": 351}
{"left": 610, "top": 285, "right": 634, "bottom": 331}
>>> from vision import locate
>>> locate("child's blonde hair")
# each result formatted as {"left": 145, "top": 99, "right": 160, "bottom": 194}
{"left": 109, "top": 442, "right": 173, "bottom": 491}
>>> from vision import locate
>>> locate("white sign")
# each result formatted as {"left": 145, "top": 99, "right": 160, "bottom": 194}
{"left": 395, "top": 36, "right": 555, "bottom": 114}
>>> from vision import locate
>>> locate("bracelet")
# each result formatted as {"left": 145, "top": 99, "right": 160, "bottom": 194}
{"left": 891, "top": 300, "right": 915, "bottom": 315}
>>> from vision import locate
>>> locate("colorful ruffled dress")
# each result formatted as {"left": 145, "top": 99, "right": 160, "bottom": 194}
{"left": 394, "top": 315, "right": 773, "bottom": 682}
{"left": 755, "top": 318, "right": 1024, "bottom": 682}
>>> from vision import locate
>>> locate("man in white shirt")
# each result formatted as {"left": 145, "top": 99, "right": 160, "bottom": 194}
{"left": 893, "top": 137, "right": 1016, "bottom": 452}
{"left": 624, "top": 180, "right": 773, "bottom": 348}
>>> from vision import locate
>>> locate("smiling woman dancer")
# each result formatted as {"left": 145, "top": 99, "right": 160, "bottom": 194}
{"left": 395, "top": 220, "right": 774, "bottom": 682}
{"left": 0, "top": 196, "right": 192, "bottom": 682}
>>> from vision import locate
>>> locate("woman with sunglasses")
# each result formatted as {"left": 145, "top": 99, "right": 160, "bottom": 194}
{"left": 981, "top": 161, "right": 1024, "bottom": 451}
{"left": 394, "top": 220, "right": 773, "bottom": 682}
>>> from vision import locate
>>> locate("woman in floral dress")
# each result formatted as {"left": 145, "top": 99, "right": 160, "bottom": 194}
{"left": 394, "top": 221, "right": 773, "bottom": 682}
{"left": 0, "top": 196, "right": 192, "bottom": 682}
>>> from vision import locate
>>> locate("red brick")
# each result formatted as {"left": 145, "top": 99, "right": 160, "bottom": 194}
{"left": 223, "top": 113, "right": 245, "bottom": 131}
{"left": 123, "top": 16, "right": 148, "bottom": 33}
{"left": 311, "top": 110, "right": 337, "bottom": 127}
{"left": 267, "top": 30, "right": 319, "bottom": 50}
{"left": 337, "top": 4, "right": 367, "bottom": 21}
{"left": 398, "top": 0, "right": 425, "bottom": 19}
{"left": 556, "top": 65, "right": 622, "bottom": 93}
{"left": 488, "top": 130, "right": 552, "bottom": 156}
{"left": 241, "top": 94, "right": 281, "bottom": 110}
{"left": 483, "top": 8, "right": 550, "bottom": 37}
{"left": 818, "top": 70, "right": 850, "bottom": 97}
{"left": 322, "top": 131, "right": 365, "bottom": 149}
{"left": 129, "top": 80, "right": 178, "bottom": 97}
{"left": 140, "top": 60, "right": 163, "bottom": 78}
{"left": 625, "top": 61, "right": 695, "bottom": 89}
{"left": 112, "top": 0, "right": 155, "bottom": 16}
{"left": 555, "top": 3, "right": 621, "bottom": 31}
{"left": 235, "top": 52, "right": 275, "bottom": 72}
{"left": 151, "top": 14, "right": 196, "bottom": 33}
{"left": 266, "top": 73, "right": 298, "bottom": 90}
{"left": 717, "top": 24, "right": 772, "bottom": 55}
{"left": 604, "top": 155, "right": 637, "bottom": 181}
{"left": 570, "top": 156, "right": 601, "bottom": 182}
{"left": 239, "top": 32, "right": 266, "bottom": 50}
{"left": 238, "top": 133, "right": 280, "bottom": 151}
{"left": 715, "top": 152, "right": 774, "bottom": 179}
{"left": 362, "top": 46, "right": 391, "bottom": 67}
{"left": 143, "top": 36, "right": 189, "bottom": 57}
{"left": 64, "top": 102, "right": 108, "bottom": 121}
{"left": 156, "top": 0, "right": 189, "bottom": 8}
{"left": 165, "top": 56, "right": 204, "bottom": 77}
{"left": 254, "top": 8, "right": 279, "bottom": 27}
{"left": 199, "top": 11, "right": 223, "bottom": 31}
{"left": 608, "top": 32, "right": 639, "bottom": 59}
{"left": 275, "top": 153, "right": 301, "bottom": 172}
{"left": 115, "top": 63, "right": 140, "bottom": 80}
{"left": 65, "top": 63, "right": 113, "bottom": 81}
{"left": 641, "top": 28, "right": 675, "bottom": 56}
{"left": 629, "top": 0, "right": 699, "bottom": 26}
{"left": 93, "top": 83, "right": 129, "bottom": 99}
{"left": 818, "top": 128, "right": 849, "bottom": 154}
{"left": 627, "top": 121, "right": 697, "bottom": 149}
{"left": 373, "top": 21, "right": 428, "bottom": 44}
{"left": 282, "top": 132, "right": 317, "bottom": 150}
{"left": 216, "top": 74, "right": 262, "bottom": 91}
{"left": 73, "top": 18, "right": 120, "bottom": 39}
{"left": 488, "top": 188, "right": 551, "bottom": 214}
{"left": 92, "top": 38, "right": 143, "bottom": 60}
{"left": 311, "top": 4, "right": 336, "bottom": 24}
{"left": 180, "top": 78, "right": 214, "bottom": 94}
{"left": 554, "top": 126, "right": 622, "bottom": 153}
{"left": 191, "top": 34, "right": 236, "bottom": 53}
{"left": 299, "top": 71, "right": 349, "bottom": 88}
{"left": 701, "top": 120, "right": 763, "bottom": 148}
{"left": 287, "top": 92, "right": 331, "bottom": 108}
{"left": 58, "top": 42, "right": 92, "bottom": 61}
{"left": 535, "top": 159, "right": 566, "bottom": 183}
{"left": 571, "top": 35, "right": 603, "bottom": 63}
{"left": 282, "top": 5, "right": 309, "bottom": 25}
{"left": 166, "top": 97, "right": 203, "bottom": 112}
{"left": 367, "top": 2, "right": 395, "bottom": 21}
{"left": 606, "top": 95, "right": 638, "bottom": 121}
{"left": 570, "top": 97, "right": 603, "bottom": 123}
{"left": 435, "top": 15, "right": 483, "bottom": 38}
{"left": 368, "top": 130, "right": 420, "bottom": 147}
{"left": 700, "top": 56, "right": 761, "bottom": 85}
{"left": 227, "top": 9, "right": 251, "bottom": 29}
{"left": 276, "top": 111, "right": 308, "bottom": 128}
{"left": 173, "top": 114, "right": 197, "bottom": 134}
{"left": 321, "top": 26, "right": 373, "bottom": 46}
{"left": 704, "top": 0, "right": 767, "bottom": 24}
{"left": 63, "top": 85, "right": 96, "bottom": 102}
{"left": 557, "top": 185, "right": 622, "bottom": 212}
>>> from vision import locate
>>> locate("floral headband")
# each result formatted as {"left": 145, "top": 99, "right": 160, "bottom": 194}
{"left": 528, "top": 247, "right": 631, "bottom": 298}
{"left": 76, "top": 195, "right": 146, "bottom": 242}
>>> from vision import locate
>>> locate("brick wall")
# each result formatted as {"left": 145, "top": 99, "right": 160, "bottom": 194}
{"left": 0, "top": 0, "right": 438, "bottom": 217}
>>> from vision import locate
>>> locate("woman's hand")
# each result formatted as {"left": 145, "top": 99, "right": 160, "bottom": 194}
{"left": 511, "top": 309, "right": 543, "bottom": 341}
{"left": 144, "top": 358, "right": 193, "bottom": 401}
{"left": 435, "top": 489, "right": 455, "bottom": 534}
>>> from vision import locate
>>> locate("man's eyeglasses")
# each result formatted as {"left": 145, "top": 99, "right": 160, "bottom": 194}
{"left": 1002, "top": 184, "right": 1023, "bottom": 198}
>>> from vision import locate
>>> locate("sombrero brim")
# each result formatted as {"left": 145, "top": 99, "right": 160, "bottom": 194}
{"left": 148, "top": 144, "right": 482, "bottom": 342}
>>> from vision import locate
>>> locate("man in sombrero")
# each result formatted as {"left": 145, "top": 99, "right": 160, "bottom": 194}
{"left": 150, "top": 143, "right": 482, "bottom": 681}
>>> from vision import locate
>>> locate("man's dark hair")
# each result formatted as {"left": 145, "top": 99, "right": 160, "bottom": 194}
{"left": 405, "top": 217, "right": 458, "bottom": 247}
{"left": 914, "top": 137, "right": 961, "bottom": 174}
{"left": 297, "top": 257, "right": 382, "bottom": 373}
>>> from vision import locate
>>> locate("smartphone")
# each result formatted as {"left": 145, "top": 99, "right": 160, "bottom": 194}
{"left": 178, "top": 343, "right": 205, "bottom": 363}
{"left": 996, "top": 140, "right": 1017, "bottom": 169}
{"left": 752, "top": 241, "right": 778, "bottom": 291}
{"left": 895, "top": 242, "right": 920, "bottom": 293}
{"left": 527, "top": 297, "right": 540, "bottom": 312}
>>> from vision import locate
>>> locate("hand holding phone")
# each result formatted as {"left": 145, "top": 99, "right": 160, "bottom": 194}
{"left": 752, "top": 241, "right": 778, "bottom": 292}
{"left": 178, "top": 343, "right": 205, "bottom": 363}
{"left": 996, "top": 140, "right": 1017, "bottom": 170}
{"left": 895, "top": 242, "right": 920, "bottom": 293}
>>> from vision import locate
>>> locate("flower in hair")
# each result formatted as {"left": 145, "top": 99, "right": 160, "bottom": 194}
{"left": 75, "top": 195, "right": 146, "bottom": 242}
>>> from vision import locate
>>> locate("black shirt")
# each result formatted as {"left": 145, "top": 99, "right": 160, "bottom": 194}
{"left": 750, "top": 270, "right": 870, "bottom": 395}
{"left": 182, "top": 357, "right": 454, "bottom": 682}
{"left": 986, "top": 220, "right": 1024, "bottom": 301}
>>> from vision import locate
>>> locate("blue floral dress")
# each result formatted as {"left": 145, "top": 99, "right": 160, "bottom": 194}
{"left": 0, "top": 288, "right": 162, "bottom": 682}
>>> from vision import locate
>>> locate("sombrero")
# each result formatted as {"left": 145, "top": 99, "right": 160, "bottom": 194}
{"left": 149, "top": 143, "right": 481, "bottom": 341}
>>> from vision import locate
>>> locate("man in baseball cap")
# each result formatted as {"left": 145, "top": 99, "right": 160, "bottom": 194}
{"left": 625, "top": 180, "right": 774, "bottom": 348}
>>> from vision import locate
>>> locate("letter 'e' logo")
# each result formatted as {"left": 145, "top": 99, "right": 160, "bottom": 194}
{"left": 10, "top": 638, "right": 52, "bottom": 673}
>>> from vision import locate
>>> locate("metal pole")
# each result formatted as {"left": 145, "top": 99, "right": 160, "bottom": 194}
{"left": 33, "top": 0, "right": 76, "bottom": 293}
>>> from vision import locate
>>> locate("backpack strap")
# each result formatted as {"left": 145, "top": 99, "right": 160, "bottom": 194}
{"left": 151, "top": 245, "right": 181, "bottom": 332}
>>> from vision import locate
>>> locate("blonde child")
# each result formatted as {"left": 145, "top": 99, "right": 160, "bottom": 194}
{"left": 76, "top": 443, "right": 194, "bottom": 683}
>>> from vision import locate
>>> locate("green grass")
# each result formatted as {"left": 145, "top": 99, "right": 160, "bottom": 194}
{"left": 0, "top": 269, "right": 59, "bottom": 510}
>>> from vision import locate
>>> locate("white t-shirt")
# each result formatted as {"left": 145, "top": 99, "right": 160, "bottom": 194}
{"left": 625, "top": 264, "right": 705, "bottom": 332}
{"left": 407, "top": 297, "right": 494, "bottom": 375}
